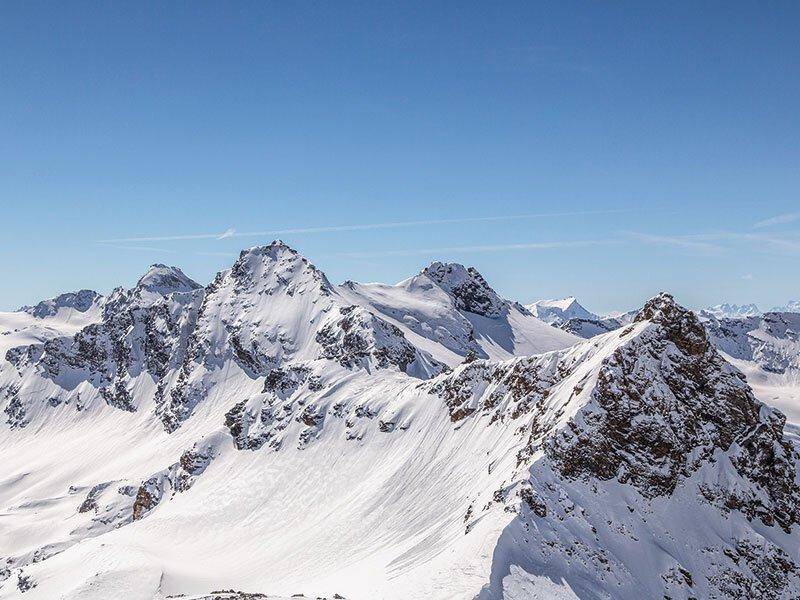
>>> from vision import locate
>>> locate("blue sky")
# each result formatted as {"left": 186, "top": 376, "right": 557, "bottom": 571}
{"left": 2, "top": 2, "right": 798, "bottom": 313}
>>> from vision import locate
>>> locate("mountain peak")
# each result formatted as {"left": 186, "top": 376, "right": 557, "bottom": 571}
{"left": 421, "top": 262, "right": 504, "bottom": 318}
{"left": 635, "top": 291, "right": 678, "bottom": 320}
{"left": 136, "top": 264, "right": 202, "bottom": 295}
{"left": 238, "top": 239, "right": 295, "bottom": 258}
{"left": 230, "top": 240, "right": 332, "bottom": 295}
{"left": 527, "top": 296, "right": 597, "bottom": 324}
{"left": 636, "top": 292, "right": 709, "bottom": 355}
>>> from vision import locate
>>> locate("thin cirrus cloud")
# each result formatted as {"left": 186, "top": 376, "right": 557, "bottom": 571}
{"left": 335, "top": 239, "right": 610, "bottom": 258}
{"left": 95, "top": 208, "right": 656, "bottom": 244}
{"left": 98, "top": 244, "right": 175, "bottom": 253}
{"left": 697, "top": 231, "right": 800, "bottom": 253}
{"left": 626, "top": 230, "right": 800, "bottom": 255}
{"left": 624, "top": 232, "right": 726, "bottom": 254}
{"left": 753, "top": 212, "right": 800, "bottom": 228}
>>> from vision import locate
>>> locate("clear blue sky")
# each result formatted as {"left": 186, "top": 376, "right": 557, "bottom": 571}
{"left": 2, "top": 2, "right": 798, "bottom": 313}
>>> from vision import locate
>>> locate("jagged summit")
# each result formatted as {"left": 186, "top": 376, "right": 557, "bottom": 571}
{"left": 635, "top": 292, "right": 710, "bottom": 354}
{"left": 136, "top": 264, "right": 201, "bottom": 295}
{"left": 22, "top": 289, "right": 101, "bottom": 318}
{"left": 228, "top": 240, "right": 333, "bottom": 295}
{"left": 421, "top": 261, "right": 505, "bottom": 318}
{"left": 237, "top": 239, "right": 295, "bottom": 258}
{"left": 635, "top": 290, "right": 681, "bottom": 321}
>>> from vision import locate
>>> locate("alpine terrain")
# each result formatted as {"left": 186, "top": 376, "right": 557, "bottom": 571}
{"left": 1, "top": 242, "right": 799, "bottom": 600}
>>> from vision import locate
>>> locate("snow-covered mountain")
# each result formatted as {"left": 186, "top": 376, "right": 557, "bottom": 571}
{"left": 701, "top": 303, "right": 761, "bottom": 319}
{"left": 342, "top": 263, "right": 578, "bottom": 363}
{"left": 772, "top": 300, "right": 800, "bottom": 314}
{"left": 525, "top": 297, "right": 626, "bottom": 339}
{"left": 1, "top": 242, "right": 799, "bottom": 600}
{"left": 20, "top": 289, "right": 102, "bottom": 319}
{"left": 526, "top": 296, "right": 597, "bottom": 324}
{"left": 704, "top": 310, "right": 800, "bottom": 422}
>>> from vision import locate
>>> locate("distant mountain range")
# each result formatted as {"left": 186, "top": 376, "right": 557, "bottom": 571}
{"left": 699, "top": 301, "right": 800, "bottom": 319}
{"left": 526, "top": 297, "right": 636, "bottom": 339}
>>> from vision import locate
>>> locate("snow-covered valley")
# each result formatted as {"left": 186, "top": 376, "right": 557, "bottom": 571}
{"left": 1, "top": 242, "right": 798, "bottom": 600}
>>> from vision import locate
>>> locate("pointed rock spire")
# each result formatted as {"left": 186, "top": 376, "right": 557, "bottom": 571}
{"left": 422, "top": 262, "right": 505, "bottom": 318}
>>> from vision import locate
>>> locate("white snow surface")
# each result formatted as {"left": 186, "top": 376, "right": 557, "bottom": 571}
{"left": 525, "top": 297, "right": 598, "bottom": 325}
{"left": 772, "top": 300, "right": 800, "bottom": 314}
{"left": 1, "top": 243, "right": 799, "bottom": 600}
{"left": 341, "top": 269, "right": 578, "bottom": 365}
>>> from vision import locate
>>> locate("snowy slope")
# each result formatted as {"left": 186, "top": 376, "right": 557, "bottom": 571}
{"left": 1, "top": 244, "right": 799, "bottom": 599}
{"left": 0, "top": 295, "right": 103, "bottom": 358}
{"left": 341, "top": 263, "right": 579, "bottom": 364}
{"left": 704, "top": 311, "right": 800, "bottom": 422}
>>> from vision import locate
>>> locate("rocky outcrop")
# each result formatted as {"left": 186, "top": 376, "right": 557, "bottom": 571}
{"left": 3, "top": 272, "right": 203, "bottom": 428}
{"left": 124, "top": 443, "right": 215, "bottom": 522}
{"left": 558, "top": 316, "right": 621, "bottom": 338}
{"left": 545, "top": 294, "right": 800, "bottom": 530}
{"left": 316, "top": 305, "right": 441, "bottom": 375}
{"left": 423, "top": 262, "right": 505, "bottom": 318}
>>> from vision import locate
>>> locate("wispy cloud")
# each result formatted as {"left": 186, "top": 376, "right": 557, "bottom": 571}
{"left": 741, "top": 273, "right": 754, "bottom": 280}
{"left": 335, "top": 239, "right": 608, "bottom": 258}
{"left": 625, "top": 232, "right": 726, "bottom": 254}
{"left": 194, "top": 251, "right": 237, "bottom": 257}
{"left": 754, "top": 212, "right": 800, "bottom": 228}
{"left": 96, "top": 208, "right": 657, "bottom": 244}
{"left": 693, "top": 231, "right": 800, "bottom": 253}
{"left": 97, "top": 244, "right": 174, "bottom": 253}
{"left": 626, "top": 230, "right": 800, "bottom": 255}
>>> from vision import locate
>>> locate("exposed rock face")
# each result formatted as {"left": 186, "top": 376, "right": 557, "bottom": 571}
{"left": 3, "top": 272, "right": 204, "bottom": 428}
{"left": 430, "top": 354, "right": 562, "bottom": 425}
{"left": 316, "top": 305, "right": 442, "bottom": 375}
{"left": 546, "top": 294, "right": 800, "bottom": 530}
{"left": 422, "top": 262, "right": 505, "bottom": 318}
{"left": 16, "top": 573, "right": 36, "bottom": 592}
{"left": 117, "top": 443, "right": 216, "bottom": 523}
{"left": 558, "top": 316, "right": 621, "bottom": 338}
{"left": 435, "top": 294, "right": 800, "bottom": 599}
{"left": 2, "top": 386, "right": 24, "bottom": 428}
